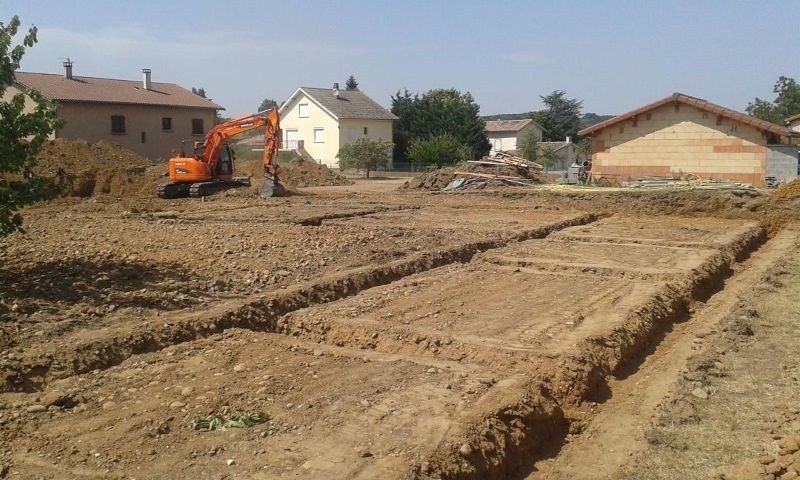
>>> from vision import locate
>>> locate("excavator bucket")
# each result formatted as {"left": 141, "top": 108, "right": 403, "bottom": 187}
{"left": 259, "top": 173, "right": 287, "bottom": 198}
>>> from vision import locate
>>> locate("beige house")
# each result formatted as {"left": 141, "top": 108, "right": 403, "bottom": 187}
{"left": 4, "top": 63, "right": 222, "bottom": 159}
{"left": 485, "top": 119, "right": 543, "bottom": 154}
{"left": 788, "top": 113, "right": 800, "bottom": 133}
{"left": 278, "top": 85, "right": 397, "bottom": 167}
{"left": 578, "top": 93, "right": 796, "bottom": 187}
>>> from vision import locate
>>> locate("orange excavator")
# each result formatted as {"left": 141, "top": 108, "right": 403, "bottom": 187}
{"left": 157, "top": 106, "right": 286, "bottom": 199}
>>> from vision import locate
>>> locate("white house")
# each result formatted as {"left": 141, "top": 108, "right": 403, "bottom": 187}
{"left": 278, "top": 84, "right": 397, "bottom": 168}
{"left": 485, "top": 119, "right": 543, "bottom": 154}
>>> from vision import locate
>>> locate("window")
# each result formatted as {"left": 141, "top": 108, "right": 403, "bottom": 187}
{"left": 192, "top": 118, "right": 204, "bottom": 135}
{"left": 313, "top": 127, "right": 325, "bottom": 143}
{"left": 363, "top": 127, "right": 368, "bottom": 135}
{"left": 140, "top": 132, "right": 146, "bottom": 144}
{"left": 111, "top": 115, "right": 126, "bottom": 134}
{"left": 298, "top": 103, "right": 309, "bottom": 118}
{"left": 162, "top": 117, "right": 172, "bottom": 131}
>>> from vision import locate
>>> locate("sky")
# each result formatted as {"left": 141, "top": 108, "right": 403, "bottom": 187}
{"left": 4, "top": 0, "right": 799, "bottom": 117}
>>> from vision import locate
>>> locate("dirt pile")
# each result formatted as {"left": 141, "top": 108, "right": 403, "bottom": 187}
{"left": 237, "top": 158, "right": 352, "bottom": 189}
{"left": 403, "top": 164, "right": 543, "bottom": 190}
{"left": 34, "top": 139, "right": 165, "bottom": 197}
{"left": 280, "top": 158, "right": 354, "bottom": 188}
{"left": 772, "top": 179, "right": 800, "bottom": 199}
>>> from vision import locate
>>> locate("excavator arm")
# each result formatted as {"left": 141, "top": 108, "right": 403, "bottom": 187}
{"left": 159, "top": 106, "right": 285, "bottom": 199}
{"left": 200, "top": 106, "right": 280, "bottom": 176}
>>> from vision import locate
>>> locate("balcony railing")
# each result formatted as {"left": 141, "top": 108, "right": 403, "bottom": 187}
{"left": 281, "top": 139, "right": 299, "bottom": 151}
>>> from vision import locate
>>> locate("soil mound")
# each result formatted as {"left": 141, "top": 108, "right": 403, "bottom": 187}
{"left": 34, "top": 139, "right": 164, "bottom": 197}
{"left": 772, "top": 179, "right": 800, "bottom": 199}
{"left": 402, "top": 164, "right": 543, "bottom": 190}
{"left": 238, "top": 158, "right": 353, "bottom": 188}
{"left": 280, "top": 158, "right": 354, "bottom": 188}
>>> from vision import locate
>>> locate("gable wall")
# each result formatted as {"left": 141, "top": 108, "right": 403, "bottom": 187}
{"left": 590, "top": 102, "right": 769, "bottom": 186}
{"left": 279, "top": 91, "right": 341, "bottom": 167}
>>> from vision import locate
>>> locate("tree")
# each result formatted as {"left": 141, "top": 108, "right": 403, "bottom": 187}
{"left": 536, "top": 144, "right": 558, "bottom": 174}
{"left": 337, "top": 137, "right": 392, "bottom": 178}
{"left": 391, "top": 88, "right": 490, "bottom": 163}
{"left": 258, "top": 98, "right": 278, "bottom": 112}
{"left": 407, "top": 134, "right": 470, "bottom": 167}
{"left": 345, "top": 75, "right": 359, "bottom": 91}
{"left": 0, "top": 15, "right": 63, "bottom": 237}
{"left": 191, "top": 87, "right": 207, "bottom": 98}
{"left": 746, "top": 76, "right": 800, "bottom": 124}
{"left": 532, "top": 90, "right": 583, "bottom": 141}
{"left": 517, "top": 130, "right": 539, "bottom": 164}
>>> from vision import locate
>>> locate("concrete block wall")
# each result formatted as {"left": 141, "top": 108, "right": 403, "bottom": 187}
{"left": 590, "top": 103, "right": 768, "bottom": 186}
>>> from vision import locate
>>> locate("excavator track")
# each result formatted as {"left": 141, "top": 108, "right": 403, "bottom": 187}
{"left": 157, "top": 183, "right": 192, "bottom": 199}
{"left": 188, "top": 179, "right": 250, "bottom": 198}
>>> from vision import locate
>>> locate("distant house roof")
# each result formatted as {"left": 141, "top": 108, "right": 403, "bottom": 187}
{"left": 485, "top": 119, "right": 541, "bottom": 133}
{"left": 537, "top": 141, "right": 572, "bottom": 153}
{"left": 578, "top": 92, "right": 792, "bottom": 138}
{"left": 13, "top": 71, "right": 223, "bottom": 110}
{"left": 280, "top": 87, "right": 397, "bottom": 121}
{"left": 787, "top": 112, "right": 800, "bottom": 123}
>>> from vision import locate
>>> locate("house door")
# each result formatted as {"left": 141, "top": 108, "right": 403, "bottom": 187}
{"left": 285, "top": 129, "right": 299, "bottom": 150}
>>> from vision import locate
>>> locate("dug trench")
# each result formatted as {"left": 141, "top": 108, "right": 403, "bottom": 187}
{"left": 0, "top": 212, "right": 596, "bottom": 393}
{"left": 0, "top": 215, "right": 771, "bottom": 480}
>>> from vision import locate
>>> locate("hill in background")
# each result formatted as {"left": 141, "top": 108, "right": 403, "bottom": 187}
{"left": 482, "top": 112, "right": 615, "bottom": 130}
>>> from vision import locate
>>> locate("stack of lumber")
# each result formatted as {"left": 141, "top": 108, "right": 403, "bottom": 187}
{"left": 468, "top": 151, "right": 544, "bottom": 171}
{"left": 620, "top": 175, "right": 754, "bottom": 190}
{"left": 442, "top": 171, "right": 539, "bottom": 191}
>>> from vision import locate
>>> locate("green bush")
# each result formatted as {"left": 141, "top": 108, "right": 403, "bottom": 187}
{"left": 337, "top": 137, "right": 393, "bottom": 178}
{"left": 407, "top": 134, "right": 471, "bottom": 167}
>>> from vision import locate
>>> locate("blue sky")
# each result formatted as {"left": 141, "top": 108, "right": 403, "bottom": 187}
{"left": 5, "top": 0, "right": 799, "bottom": 117}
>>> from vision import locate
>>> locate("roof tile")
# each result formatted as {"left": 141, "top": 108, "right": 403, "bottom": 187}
{"left": 578, "top": 92, "right": 791, "bottom": 138}
{"left": 13, "top": 72, "right": 223, "bottom": 109}
{"left": 294, "top": 87, "right": 397, "bottom": 120}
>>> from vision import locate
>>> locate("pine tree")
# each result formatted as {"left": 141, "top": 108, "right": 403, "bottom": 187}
{"left": 345, "top": 75, "right": 359, "bottom": 91}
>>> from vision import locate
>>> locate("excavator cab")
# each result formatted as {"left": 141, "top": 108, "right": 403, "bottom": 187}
{"left": 217, "top": 144, "right": 234, "bottom": 176}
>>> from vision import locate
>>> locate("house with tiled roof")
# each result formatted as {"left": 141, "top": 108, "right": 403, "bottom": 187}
{"left": 4, "top": 62, "right": 223, "bottom": 158}
{"left": 485, "top": 119, "right": 543, "bottom": 154}
{"left": 278, "top": 84, "right": 397, "bottom": 167}
{"left": 787, "top": 112, "right": 800, "bottom": 134}
{"left": 578, "top": 93, "right": 798, "bottom": 187}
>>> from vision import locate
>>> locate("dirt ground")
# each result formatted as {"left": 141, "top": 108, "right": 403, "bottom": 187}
{"left": 1, "top": 177, "right": 800, "bottom": 480}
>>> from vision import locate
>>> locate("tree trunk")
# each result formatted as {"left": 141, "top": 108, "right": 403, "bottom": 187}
{"left": 366, "top": 168, "right": 370, "bottom": 179}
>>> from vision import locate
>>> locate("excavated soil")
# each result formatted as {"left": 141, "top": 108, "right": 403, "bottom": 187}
{"left": 33, "top": 139, "right": 165, "bottom": 197}
{"left": 0, "top": 182, "right": 792, "bottom": 480}
{"left": 236, "top": 158, "right": 353, "bottom": 189}
{"left": 772, "top": 178, "right": 800, "bottom": 199}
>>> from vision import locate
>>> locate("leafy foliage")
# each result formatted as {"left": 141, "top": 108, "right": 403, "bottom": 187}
{"left": 391, "top": 88, "right": 491, "bottom": 163}
{"left": 536, "top": 144, "right": 558, "bottom": 172}
{"left": 345, "top": 75, "right": 359, "bottom": 91}
{"left": 407, "top": 134, "right": 471, "bottom": 167}
{"left": 190, "top": 411, "right": 270, "bottom": 432}
{"left": 191, "top": 87, "right": 207, "bottom": 98}
{"left": 0, "top": 15, "right": 63, "bottom": 237}
{"left": 258, "top": 98, "right": 278, "bottom": 112}
{"left": 746, "top": 76, "right": 800, "bottom": 124}
{"left": 531, "top": 90, "right": 583, "bottom": 141}
{"left": 517, "top": 130, "right": 539, "bottom": 163}
{"left": 337, "top": 137, "right": 392, "bottom": 178}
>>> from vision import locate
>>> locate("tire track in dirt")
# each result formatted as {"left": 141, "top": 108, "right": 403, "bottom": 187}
{"left": 0, "top": 213, "right": 596, "bottom": 393}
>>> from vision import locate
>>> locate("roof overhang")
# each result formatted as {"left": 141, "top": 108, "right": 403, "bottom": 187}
{"left": 279, "top": 87, "right": 339, "bottom": 121}
{"left": 578, "top": 92, "right": 793, "bottom": 138}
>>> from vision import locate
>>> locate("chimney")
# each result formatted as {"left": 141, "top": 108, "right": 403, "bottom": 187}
{"left": 63, "top": 59, "right": 73, "bottom": 80}
{"left": 142, "top": 68, "right": 152, "bottom": 90}
{"left": 333, "top": 82, "right": 340, "bottom": 98}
